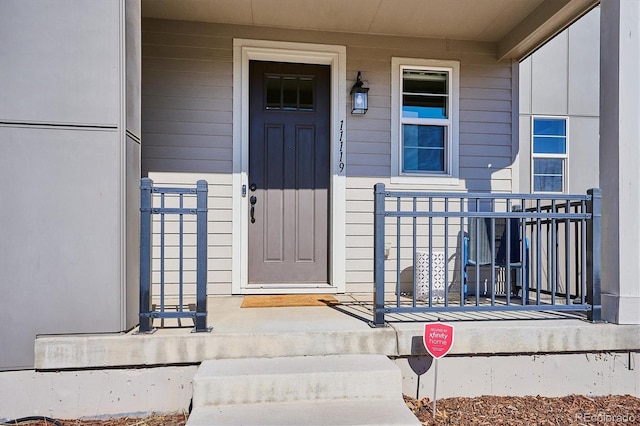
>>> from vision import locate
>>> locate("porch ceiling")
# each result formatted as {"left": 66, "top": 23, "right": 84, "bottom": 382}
{"left": 141, "top": 0, "right": 599, "bottom": 60}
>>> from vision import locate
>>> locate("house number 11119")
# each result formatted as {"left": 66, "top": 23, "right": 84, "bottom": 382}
{"left": 339, "top": 120, "right": 345, "bottom": 173}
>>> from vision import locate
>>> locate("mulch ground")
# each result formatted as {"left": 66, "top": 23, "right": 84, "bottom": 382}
{"left": 404, "top": 394, "right": 640, "bottom": 425}
{"left": 0, "top": 413, "right": 188, "bottom": 426}
{"left": 5, "top": 395, "right": 640, "bottom": 425}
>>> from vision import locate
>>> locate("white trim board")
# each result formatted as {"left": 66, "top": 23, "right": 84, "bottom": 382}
{"left": 232, "top": 39, "right": 347, "bottom": 294}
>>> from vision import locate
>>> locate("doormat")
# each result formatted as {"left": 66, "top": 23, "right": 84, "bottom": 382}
{"left": 241, "top": 294, "right": 339, "bottom": 308}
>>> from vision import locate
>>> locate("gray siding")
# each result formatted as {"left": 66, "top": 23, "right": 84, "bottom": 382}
{"left": 141, "top": 19, "right": 515, "bottom": 295}
{"left": 142, "top": 20, "right": 233, "bottom": 176}
{"left": 146, "top": 172, "right": 233, "bottom": 295}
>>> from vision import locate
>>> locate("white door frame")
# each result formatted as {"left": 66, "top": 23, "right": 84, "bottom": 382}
{"left": 231, "top": 39, "right": 347, "bottom": 294}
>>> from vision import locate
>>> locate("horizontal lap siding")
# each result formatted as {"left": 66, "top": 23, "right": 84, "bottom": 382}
{"left": 142, "top": 16, "right": 235, "bottom": 296}
{"left": 141, "top": 19, "right": 513, "bottom": 295}
{"left": 146, "top": 172, "right": 233, "bottom": 296}
{"left": 459, "top": 64, "right": 513, "bottom": 192}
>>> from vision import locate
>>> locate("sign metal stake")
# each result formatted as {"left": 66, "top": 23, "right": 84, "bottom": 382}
{"left": 433, "top": 356, "right": 438, "bottom": 419}
{"left": 423, "top": 320, "right": 455, "bottom": 422}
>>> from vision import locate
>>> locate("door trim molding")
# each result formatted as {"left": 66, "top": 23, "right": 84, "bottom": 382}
{"left": 232, "top": 39, "right": 347, "bottom": 294}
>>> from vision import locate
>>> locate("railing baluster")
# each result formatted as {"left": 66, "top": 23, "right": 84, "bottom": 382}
{"left": 160, "top": 192, "right": 165, "bottom": 313}
{"left": 580, "top": 200, "right": 587, "bottom": 305}
{"left": 503, "top": 198, "right": 513, "bottom": 306}
{"left": 428, "top": 197, "right": 433, "bottom": 308}
{"left": 490, "top": 216, "right": 496, "bottom": 306}
{"left": 547, "top": 204, "right": 552, "bottom": 293}
{"left": 412, "top": 197, "right": 417, "bottom": 308}
{"left": 397, "top": 197, "right": 401, "bottom": 309}
{"left": 518, "top": 201, "right": 526, "bottom": 305}
{"left": 444, "top": 197, "right": 449, "bottom": 307}
{"left": 459, "top": 198, "right": 465, "bottom": 307}
{"left": 536, "top": 199, "right": 542, "bottom": 305}
{"left": 574, "top": 202, "right": 581, "bottom": 299}
{"left": 489, "top": 198, "right": 495, "bottom": 305}
{"left": 551, "top": 200, "right": 557, "bottom": 305}
{"left": 565, "top": 199, "right": 571, "bottom": 306}
{"left": 516, "top": 203, "right": 525, "bottom": 305}
{"left": 179, "top": 193, "right": 184, "bottom": 313}
{"left": 475, "top": 198, "right": 480, "bottom": 306}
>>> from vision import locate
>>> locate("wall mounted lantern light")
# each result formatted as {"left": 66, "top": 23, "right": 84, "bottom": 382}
{"left": 350, "top": 71, "right": 369, "bottom": 115}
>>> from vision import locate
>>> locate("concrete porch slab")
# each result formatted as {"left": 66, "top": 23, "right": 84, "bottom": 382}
{"left": 34, "top": 294, "right": 640, "bottom": 370}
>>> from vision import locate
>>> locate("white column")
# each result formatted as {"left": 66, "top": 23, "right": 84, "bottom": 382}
{"left": 599, "top": 0, "right": 640, "bottom": 324}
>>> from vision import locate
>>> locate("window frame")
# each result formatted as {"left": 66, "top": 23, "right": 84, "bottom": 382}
{"left": 530, "top": 115, "right": 569, "bottom": 193}
{"left": 391, "top": 57, "right": 460, "bottom": 185}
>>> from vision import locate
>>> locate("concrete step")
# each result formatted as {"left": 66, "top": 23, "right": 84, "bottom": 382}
{"left": 191, "top": 354, "right": 403, "bottom": 407}
{"left": 187, "top": 354, "right": 420, "bottom": 425}
{"left": 186, "top": 398, "right": 420, "bottom": 426}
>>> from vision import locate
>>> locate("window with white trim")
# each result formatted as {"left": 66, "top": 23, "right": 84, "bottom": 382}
{"left": 531, "top": 117, "right": 568, "bottom": 193}
{"left": 391, "top": 58, "right": 459, "bottom": 182}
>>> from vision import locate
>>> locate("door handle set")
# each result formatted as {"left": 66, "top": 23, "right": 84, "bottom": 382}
{"left": 248, "top": 183, "right": 258, "bottom": 223}
{"left": 250, "top": 196, "right": 257, "bottom": 223}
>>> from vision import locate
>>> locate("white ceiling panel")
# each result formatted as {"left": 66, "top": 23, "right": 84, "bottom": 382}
{"left": 141, "top": 0, "right": 598, "bottom": 60}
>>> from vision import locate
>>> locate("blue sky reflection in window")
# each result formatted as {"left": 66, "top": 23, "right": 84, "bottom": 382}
{"left": 533, "top": 117, "right": 567, "bottom": 192}
{"left": 402, "top": 69, "right": 449, "bottom": 173}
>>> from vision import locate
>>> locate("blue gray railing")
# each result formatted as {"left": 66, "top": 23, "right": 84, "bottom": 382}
{"left": 372, "top": 183, "right": 601, "bottom": 327}
{"left": 139, "top": 178, "right": 210, "bottom": 333}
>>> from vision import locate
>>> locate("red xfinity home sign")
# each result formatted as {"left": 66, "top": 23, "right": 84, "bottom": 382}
{"left": 423, "top": 322, "right": 454, "bottom": 359}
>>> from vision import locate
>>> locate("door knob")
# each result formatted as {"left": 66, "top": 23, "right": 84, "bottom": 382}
{"left": 250, "top": 195, "right": 257, "bottom": 223}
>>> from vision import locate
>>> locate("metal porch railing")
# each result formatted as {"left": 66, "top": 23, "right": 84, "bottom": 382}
{"left": 139, "top": 178, "right": 211, "bottom": 333}
{"left": 372, "top": 183, "right": 601, "bottom": 327}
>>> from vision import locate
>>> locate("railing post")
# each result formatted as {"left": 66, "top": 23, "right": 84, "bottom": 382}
{"left": 586, "top": 188, "right": 602, "bottom": 322}
{"left": 371, "top": 183, "right": 386, "bottom": 327}
{"left": 139, "top": 178, "right": 154, "bottom": 333}
{"left": 194, "top": 180, "right": 211, "bottom": 332}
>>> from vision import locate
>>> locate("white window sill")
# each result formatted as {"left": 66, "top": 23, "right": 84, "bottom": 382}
{"left": 391, "top": 175, "right": 461, "bottom": 186}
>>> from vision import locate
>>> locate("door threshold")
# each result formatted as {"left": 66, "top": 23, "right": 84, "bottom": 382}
{"left": 242, "top": 284, "right": 338, "bottom": 295}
